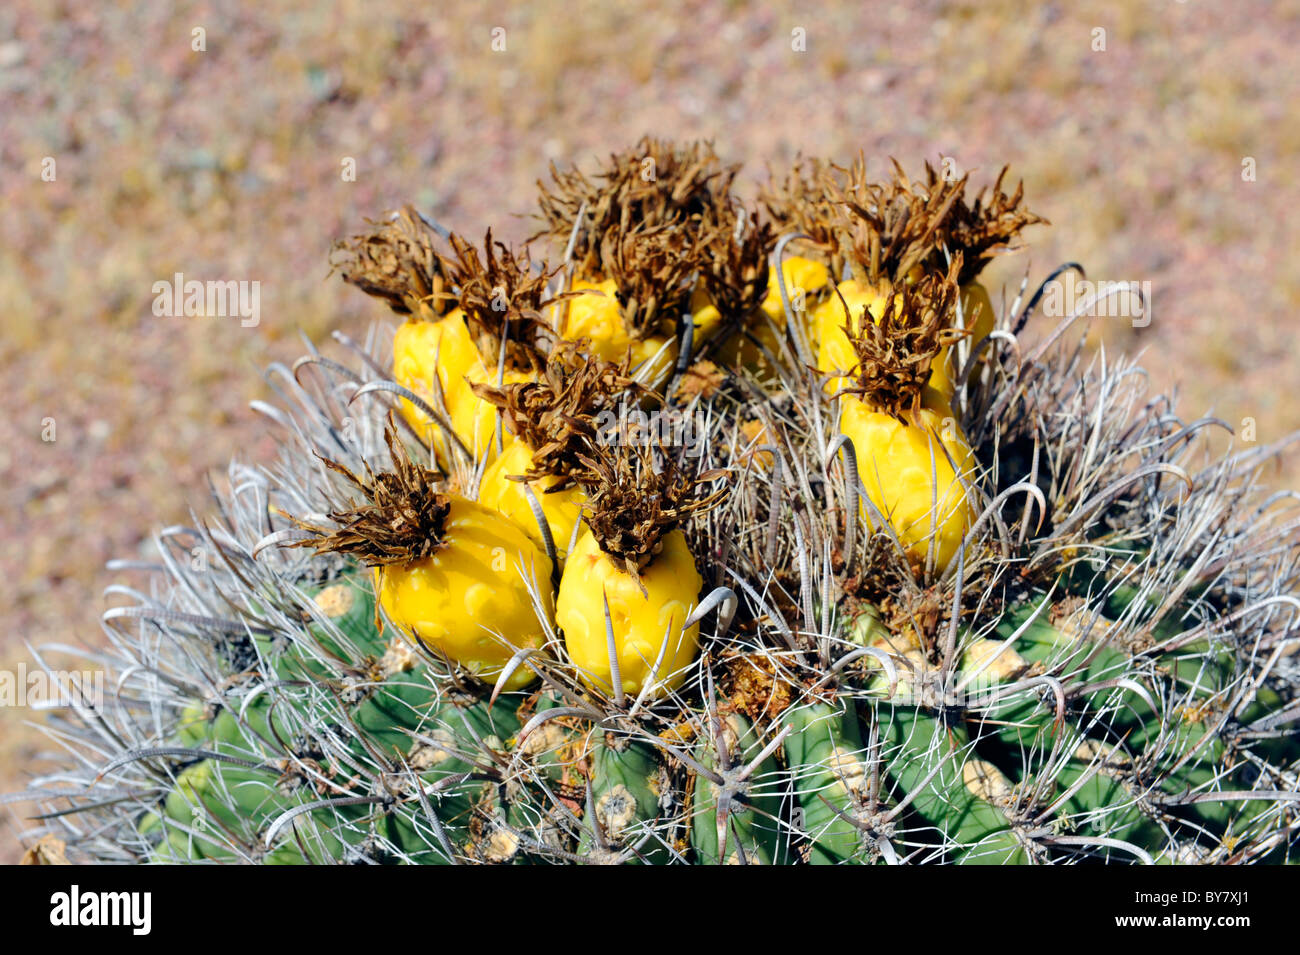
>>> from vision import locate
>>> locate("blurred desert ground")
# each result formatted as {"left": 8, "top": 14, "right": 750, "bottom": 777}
{"left": 2, "top": 0, "right": 1298, "bottom": 858}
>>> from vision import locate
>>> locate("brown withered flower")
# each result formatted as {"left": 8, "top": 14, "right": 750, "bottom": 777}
{"left": 597, "top": 221, "right": 708, "bottom": 340}
{"left": 831, "top": 157, "right": 967, "bottom": 290}
{"left": 836, "top": 256, "right": 967, "bottom": 423}
{"left": 289, "top": 421, "right": 450, "bottom": 566}
{"left": 440, "top": 230, "right": 566, "bottom": 373}
{"left": 534, "top": 136, "right": 739, "bottom": 276}
{"left": 833, "top": 159, "right": 1046, "bottom": 288}
{"left": 942, "top": 165, "right": 1047, "bottom": 285}
{"left": 759, "top": 155, "right": 848, "bottom": 277}
{"left": 698, "top": 200, "right": 777, "bottom": 330}
{"left": 764, "top": 157, "right": 1045, "bottom": 291}
{"left": 470, "top": 339, "right": 648, "bottom": 489}
{"left": 573, "top": 440, "right": 728, "bottom": 590}
{"left": 329, "top": 206, "right": 455, "bottom": 318}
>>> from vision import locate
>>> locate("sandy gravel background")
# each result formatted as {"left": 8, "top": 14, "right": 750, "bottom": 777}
{"left": 3, "top": 0, "right": 1299, "bottom": 859}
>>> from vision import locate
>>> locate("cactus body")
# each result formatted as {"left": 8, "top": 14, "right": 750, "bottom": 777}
{"left": 18, "top": 143, "right": 1300, "bottom": 868}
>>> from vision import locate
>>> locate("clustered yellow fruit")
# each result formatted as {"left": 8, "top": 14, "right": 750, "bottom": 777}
{"left": 334, "top": 146, "right": 1040, "bottom": 718}
{"left": 556, "top": 528, "right": 703, "bottom": 699}
{"left": 387, "top": 282, "right": 708, "bottom": 698}
{"left": 375, "top": 495, "right": 555, "bottom": 692}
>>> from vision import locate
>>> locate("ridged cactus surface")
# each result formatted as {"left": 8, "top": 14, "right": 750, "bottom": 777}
{"left": 15, "top": 140, "right": 1300, "bottom": 865}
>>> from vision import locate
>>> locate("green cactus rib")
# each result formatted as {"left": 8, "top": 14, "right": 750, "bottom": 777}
{"left": 689, "top": 711, "right": 788, "bottom": 864}
{"left": 969, "top": 595, "right": 1297, "bottom": 855}
{"left": 783, "top": 700, "right": 872, "bottom": 864}
{"left": 876, "top": 703, "right": 1029, "bottom": 864}
{"left": 580, "top": 737, "right": 670, "bottom": 863}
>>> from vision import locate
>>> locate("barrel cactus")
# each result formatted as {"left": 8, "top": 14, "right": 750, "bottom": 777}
{"left": 13, "top": 141, "right": 1300, "bottom": 865}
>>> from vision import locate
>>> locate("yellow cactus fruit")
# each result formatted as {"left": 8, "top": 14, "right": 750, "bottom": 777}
{"left": 814, "top": 281, "right": 996, "bottom": 401}
{"left": 327, "top": 206, "right": 478, "bottom": 458}
{"left": 478, "top": 437, "right": 584, "bottom": 560}
{"left": 289, "top": 427, "right": 555, "bottom": 693}
{"left": 826, "top": 263, "right": 980, "bottom": 574}
{"left": 840, "top": 396, "right": 976, "bottom": 573}
{"left": 452, "top": 362, "right": 531, "bottom": 465}
{"left": 762, "top": 256, "right": 832, "bottom": 325}
{"left": 558, "top": 527, "right": 702, "bottom": 698}
{"left": 962, "top": 282, "right": 996, "bottom": 341}
{"left": 791, "top": 159, "right": 1038, "bottom": 404}
{"left": 556, "top": 443, "right": 725, "bottom": 700}
{"left": 689, "top": 285, "right": 723, "bottom": 346}
{"left": 375, "top": 495, "right": 555, "bottom": 692}
{"left": 533, "top": 140, "right": 768, "bottom": 386}
{"left": 390, "top": 309, "right": 480, "bottom": 445}
{"left": 560, "top": 279, "right": 677, "bottom": 390}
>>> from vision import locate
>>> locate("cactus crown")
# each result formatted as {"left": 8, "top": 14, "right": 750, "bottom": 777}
{"left": 839, "top": 256, "right": 967, "bottom": 421}
{"left": 470, "top": 339, "right": 646, "bottom": 488}
{"left": 329, "top": 206, "right": 456, "bottom": 319}
{"left": 290, "top": 422, "right": 450, "bottom": 566}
